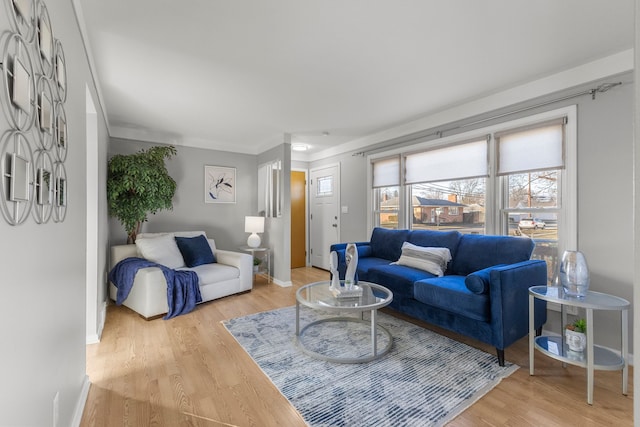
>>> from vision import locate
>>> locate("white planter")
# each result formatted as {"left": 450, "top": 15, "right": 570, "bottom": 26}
{"left": 565, "top": 329, "right": 586, "bottom": 352}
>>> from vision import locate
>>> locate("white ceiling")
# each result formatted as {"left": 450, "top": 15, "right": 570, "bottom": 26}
{"left": 76, "top": 1, "right": 634, "bottom": 158}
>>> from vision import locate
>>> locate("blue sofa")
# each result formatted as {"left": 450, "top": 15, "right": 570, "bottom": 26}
{"left": 331, "top": 227, "right": 547, "bottom": 365}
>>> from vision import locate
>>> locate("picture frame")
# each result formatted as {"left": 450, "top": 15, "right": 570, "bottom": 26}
{"left": 204, "top": 165, "right": 236, "bottom": 203}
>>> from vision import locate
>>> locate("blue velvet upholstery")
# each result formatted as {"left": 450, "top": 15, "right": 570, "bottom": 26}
{"left": 330, "top": 228, "right": 548, "bottom": 365}
{"left": 369, "top": 227, "right": 410, "bottom": 261}
{"left": 450, "top": 234, "right": 534, "bottom": 276}
{"left": 367, "top": 263, "right": 437, "bottom": 300}
{"left": 407, "top": 229, "right": 461, "bottom": 273}
{"left": 414, "top": 275, "right": 490, "bottom": 321}
{"left": 465, "top": 264, "right": 506, "bottom": 294}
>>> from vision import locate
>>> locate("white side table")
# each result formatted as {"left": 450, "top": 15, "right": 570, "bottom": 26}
{"left": 528, "top": 286, "right": 629, "bottom": 404}
{"left": 239, "top": 246, "right": 271, "bottom": 284}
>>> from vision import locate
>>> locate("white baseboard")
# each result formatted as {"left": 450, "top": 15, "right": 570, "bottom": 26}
{"left": 272, "top": 278, "right": 292, "bottom": 287}
{"left": 86, "top": 301, "right": 107, "bottom": 344}
{"left": 71, "top": 375, "right": 91, "bottom": 427}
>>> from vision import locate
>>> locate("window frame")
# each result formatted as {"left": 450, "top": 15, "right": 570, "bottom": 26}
{"left": 367, "top": 105, "right": 577, "bottom": 260}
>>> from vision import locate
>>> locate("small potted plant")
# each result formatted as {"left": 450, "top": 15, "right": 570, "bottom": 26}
{"left": 253, "top": 257, "right": 261, "bottom": 273}
{"left": 565, "top": 318, "right": 586, "bottom": 352}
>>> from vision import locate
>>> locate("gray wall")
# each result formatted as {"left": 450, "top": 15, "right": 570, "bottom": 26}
{"left": 310, "top": 74, "right": 635, "bottom": 352}
{"left": 0, "top": 0, "right": 110, "bottom": 425}
{"left": 108, "top": 138, "right": 258, "bottom": 252}
{"left": 258, "top": 142, "right": 292, "bottom": 285}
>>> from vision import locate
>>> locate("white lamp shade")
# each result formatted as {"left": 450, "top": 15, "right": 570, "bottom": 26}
{"left": 245, "top": 216, "right": 264, "bottom": 248}
{"left": 245, "top": 216, "right": 264, "bottom": 233}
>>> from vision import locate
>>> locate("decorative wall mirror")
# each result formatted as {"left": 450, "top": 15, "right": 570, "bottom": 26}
{"left": 258, "top": 159, "right": 282, "bottom": 218}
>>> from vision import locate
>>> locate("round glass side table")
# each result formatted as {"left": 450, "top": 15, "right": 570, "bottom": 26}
{"left": 528, "top": 285, "right": 629, "bottom": 404}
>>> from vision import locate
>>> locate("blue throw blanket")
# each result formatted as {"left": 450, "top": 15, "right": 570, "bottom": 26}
{"left": 108, "top": 257, "right": 202, "bottom": 319}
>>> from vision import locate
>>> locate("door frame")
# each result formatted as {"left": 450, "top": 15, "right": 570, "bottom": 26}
{"left": 291, "top": 167, "right": 309, "bottom": 266}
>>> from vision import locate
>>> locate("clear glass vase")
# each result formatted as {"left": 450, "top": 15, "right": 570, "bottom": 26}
{"left": 559, "top": 250, "right": 589, "bottom": 297}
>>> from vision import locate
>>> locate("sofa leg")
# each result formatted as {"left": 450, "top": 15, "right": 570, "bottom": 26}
{"left": 496, "top": 349, "right": 505, "bottom": 366}
{"left": 536, "top": 326, "right": 542, "bottom": 336}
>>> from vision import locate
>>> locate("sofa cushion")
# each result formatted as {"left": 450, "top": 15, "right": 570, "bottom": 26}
{"left": 369, "top": 227, "right": 410, "bottom": 261}
{"left": 413, "top": 276, "right": 490, "bottom": 322}
{"left": 465, "top": 264, "right": 506, "bottom": 294}
{"left": 393, "top": 242, "right": 451, "bottom": 277}
{"left": 407, "top": 229, "right": 461, "bottom": 264}
{"left": 450, "top": 234, "right": 534, "bottom": 276}
{"left": 179, "top": 263, "right": 239, "bottom": 283}
{"left": 135, "top": 234, "right": 185, "bottom": 269}
{"left": 175, "top": 234, "right": 217, "bottom": 267}
{"left": 355, "top": 256, "right": 392, "bottom": 281}
{"left": 367, "top": 263, "right": 438, "bottom": 300}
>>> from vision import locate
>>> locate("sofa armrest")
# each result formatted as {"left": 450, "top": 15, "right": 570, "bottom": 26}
{"left": 110, "top": 244, "right": 139, "bottom": 269}
{"left": 489, "top": 259, "right": 548, "bottom": 349}
{"left": 215, "top": 249, "right": 253, "bottom": 291}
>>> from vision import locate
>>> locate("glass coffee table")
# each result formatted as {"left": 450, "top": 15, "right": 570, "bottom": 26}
{"left": 295, "top": 280, "right": 393, "bottom": 363}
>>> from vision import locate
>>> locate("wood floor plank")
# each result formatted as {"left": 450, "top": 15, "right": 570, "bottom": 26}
{"left": 81, "top": 268, "right": 633, "bottom": 426}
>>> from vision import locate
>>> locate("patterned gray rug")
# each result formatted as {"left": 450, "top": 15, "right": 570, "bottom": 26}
{"left": 222, "top": 306, "right": 518, "bottom": 427}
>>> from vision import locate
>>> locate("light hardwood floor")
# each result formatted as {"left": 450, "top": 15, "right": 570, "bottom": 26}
{"left": 82, "top": 267, "right": 633, "bottom": 426}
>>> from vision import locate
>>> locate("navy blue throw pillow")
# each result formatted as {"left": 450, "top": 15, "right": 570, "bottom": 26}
{"left": 175, "top": 235, "right": 216, "bottom": 267}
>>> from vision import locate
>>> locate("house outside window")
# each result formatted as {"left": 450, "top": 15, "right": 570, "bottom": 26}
{"left": 368, "top": 106, "right": 577, "bottom": 285}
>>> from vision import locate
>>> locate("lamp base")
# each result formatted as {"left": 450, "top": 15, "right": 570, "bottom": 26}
{"left": 247, "top": 233, "right": 261, "bottom": 248}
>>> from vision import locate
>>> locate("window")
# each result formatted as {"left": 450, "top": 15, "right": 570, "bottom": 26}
{"left": 497, "top": 119, "right": 566, "bottom": 283}
{"left": 405, "top": 138, "right": 488, "bottom": 233}
{"left": 372, "top": 156, "right": 400, "bottom": 229}
{"left": 369, "top": 107, "right": 576, "bottom": 285}
{"left": 316, "top": 176, "right": 333, "bottom": 197}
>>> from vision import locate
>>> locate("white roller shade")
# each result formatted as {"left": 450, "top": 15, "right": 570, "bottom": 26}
{"left": 497, "top": 120, "right": 565, "bottom": 175}
{"left": 405, "top": 139, "right": 487, "bottom": 184}
{"left": 372, "top": 156, "right": 400, "bottom": 188}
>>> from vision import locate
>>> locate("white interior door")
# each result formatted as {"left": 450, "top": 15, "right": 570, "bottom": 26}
{"left": 310, "top": 164, "right": 340, "bottom": 270}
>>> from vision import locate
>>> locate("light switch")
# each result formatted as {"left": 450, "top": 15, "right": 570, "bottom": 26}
{"left": 341, "top": 206, "right": 348, "bottom": 214}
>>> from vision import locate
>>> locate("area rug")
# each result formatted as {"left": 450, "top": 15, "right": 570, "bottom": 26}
{"left": 222, "top": 306, "right": 518, "bottom": 427}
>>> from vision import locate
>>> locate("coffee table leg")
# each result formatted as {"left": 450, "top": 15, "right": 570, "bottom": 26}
{"left": 295, "top": 300, "right": 300, "bottom": 336}
{"left": 371, "top": 309, "right": 377, "bottom": 357}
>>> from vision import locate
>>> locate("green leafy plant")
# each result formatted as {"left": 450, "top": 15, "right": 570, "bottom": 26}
{"left": 566, "top": 318, "right": 586, "bottom": 333}
{"left": 107, "top": 145, "right": 177, "bottom": 243}
{"left": 253, "top": 257, "right": 262, "bottom": 266}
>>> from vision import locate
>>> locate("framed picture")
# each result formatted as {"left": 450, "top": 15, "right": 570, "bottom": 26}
{"left": 204, "top": 165, "right": 236, "bottom": 203}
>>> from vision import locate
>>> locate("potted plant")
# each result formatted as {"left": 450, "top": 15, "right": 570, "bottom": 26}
{"left": 253, "top": 257, "right": 261, "bottom": 273}
{"left": 107, "top": 145, "right": 177, "bottom": 243}
{"left": 565, "top": 318, "right": 586, "bottom": 352}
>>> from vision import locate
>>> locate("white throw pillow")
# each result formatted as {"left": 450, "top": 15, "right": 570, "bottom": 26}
{"left": 393, "top": 242, "right": 452, "bottom": 277}
{"left": 135, "top": 234, "right": 185, "bottom": 269}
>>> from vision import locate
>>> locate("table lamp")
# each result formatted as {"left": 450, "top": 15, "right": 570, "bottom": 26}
{"left": 245, "top": 216, "right": 264, "bottom": 248}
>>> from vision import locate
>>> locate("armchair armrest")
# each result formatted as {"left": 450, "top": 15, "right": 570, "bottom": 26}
{"left": 110, "top": 244, "right": 139, "bottom": 269}
{"left": 215, "top": 248, "right": 253, "bottom": 291}
{"left": 489, "top": 259, "right": 548, "bottom": 349}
